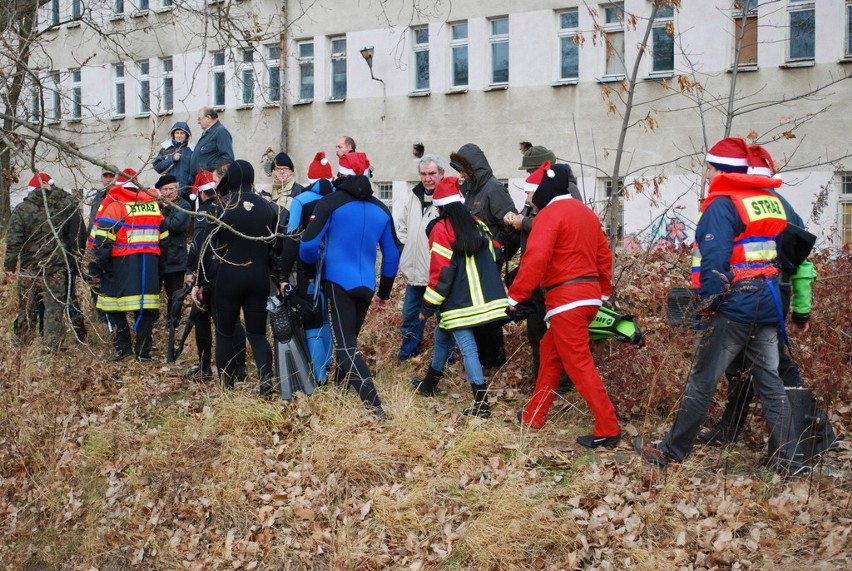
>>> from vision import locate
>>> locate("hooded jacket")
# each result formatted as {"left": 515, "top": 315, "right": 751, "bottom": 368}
{"left": 153, "top": 121, "right": 195, "bottom": 194}
{"left": 397, "top": 181, "right": 440, "bottom": 286}
{"left": 449, "top": 143, "right": 517, "bottom": 238}
{"left": 299, "top": 175, "right": 400, "bottom": 299}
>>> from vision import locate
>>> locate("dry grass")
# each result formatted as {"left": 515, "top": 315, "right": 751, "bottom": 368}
{"left": 1, "top": 248, "right": 851, "bottom": 570}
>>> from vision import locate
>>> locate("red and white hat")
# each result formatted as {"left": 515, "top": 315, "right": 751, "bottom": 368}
{"left": 524, "top": 161, "right": 552, "bottom": 193}
{"left": 306, "top": 152, "right": 333, "bottom": 182}
{"left": 192, "top": 170, "right": 216, "bottom": 200}
{"left": 27, "top": 173, "right": 53, "bottom": 191}
{"left": 115, "top": 168, "right": 138, "bottom": 188}
{"left": 747, "top": 145, "right": 777, "bottom": 177}
{"left": 706, "top": 138, "right": 750, "bottom": 173}
{"left": 337, "top": 152, "right": 370, "bottom": 177}
{"left": 432, "top": 176, "right": 464, "bottom": 207}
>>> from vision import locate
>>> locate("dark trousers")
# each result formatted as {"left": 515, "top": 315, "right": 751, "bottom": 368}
{"left": 107, "top": 309, "right": 157, "bottom": 358}
{"left": 326, "top": 282, "right": 381, "bottom": 407}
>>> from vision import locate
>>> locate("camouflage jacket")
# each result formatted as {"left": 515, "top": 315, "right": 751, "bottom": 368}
{"left": 4, "top": 186, "right": 86, "bottom": 275}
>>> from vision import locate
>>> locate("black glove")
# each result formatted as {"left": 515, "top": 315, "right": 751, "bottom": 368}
{"left": 507, "top": 300, "right": 537, "bottom": 322}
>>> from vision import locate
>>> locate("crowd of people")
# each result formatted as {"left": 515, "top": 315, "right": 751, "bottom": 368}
{"left": 3, "top": 111, "right": 823, "bottom": 477}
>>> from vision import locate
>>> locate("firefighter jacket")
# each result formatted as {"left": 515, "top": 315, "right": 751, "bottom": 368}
{"left": 88, "top": 185, "right": 163, "bottom": 313}
{"left": 423, "top": 217, "right": 509, "bottom": 330}
{"left": 691, "top": 173, "right": 787, "bottom": 324}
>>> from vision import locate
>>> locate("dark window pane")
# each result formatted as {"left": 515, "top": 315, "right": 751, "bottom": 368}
{"left": 790, "top": 10, "right": 815, "bottom": 59}
{"left": 653, "top": 26, "right": 674, "bottom": 71}
{"left": 299, "top": 63, "right": 314, "bottom": 100}
{"left": 164, "top": 77, "right": 173, "bottom": 110}
{"left": 452, "top": 23, "right": 467, "bottom": 40}
{"left": 491, "top": 42, "right": 508, "bottom": 83}
{"left": 415, "top": 27, "right": 428, "bottom": 44}
{"left": 415, "top": 50, "right": 429, "bottom": 90}
{"left": 560, "top": 37, "right": 578, "bottom": 78}
{"left": 332, "top": 59, "right": 346, "bottom": 98}
{"left": 560, "top": 11, "right": 578, "bottom": 29}
{"left": 452, "top": 46, "right": 468, "bottom": 86}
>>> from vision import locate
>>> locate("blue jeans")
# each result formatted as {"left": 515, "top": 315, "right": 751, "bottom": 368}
{"left": 660, "top": 314, "right": 796, "bottom": 468}
{"left": 431, "top": 326, "right": 484, "bottom": 386}
{"left": 399, "top": 285, "right": 427, "bottom": 359}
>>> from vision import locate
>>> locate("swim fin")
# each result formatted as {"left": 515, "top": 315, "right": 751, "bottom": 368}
{"left": 588, "top": 306, "right": 645, "bottom": 348}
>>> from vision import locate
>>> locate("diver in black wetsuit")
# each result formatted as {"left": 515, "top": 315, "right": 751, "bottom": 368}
{"left": 193, "top": 160, "right": 281, "bottom": 396}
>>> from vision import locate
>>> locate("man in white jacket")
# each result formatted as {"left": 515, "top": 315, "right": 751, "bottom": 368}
{"left": 396, "top": 154, "right": 445, "bottom": 361}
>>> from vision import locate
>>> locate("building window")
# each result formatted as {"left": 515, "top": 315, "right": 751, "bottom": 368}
{"left": 450, "top": 21, "right": 469, "bottom": 88}
{"left": 211, "top": 50, "right": 225, "bottom": 107}
{"left": 558, "top": 9, "right": 580, "bottom": 80}
{"left": 161, "top": 57, "right": 173, "bottom": 112}
{"left": 50, "top": 0, "right": 59, "bottom": 25}
{"left": 733, "top": 0, "right": 759, "bottom": 66}
{"left": 70, "top": 70, "right": 82, "bottom": 120}
{"left": 846, "top": 1, "right": 852, "bottom": 57}
{"left": 788, "top": 0, "right": 815, "bottom": 60}
{"left": 329, "top": 37, "right": 347, "bottom": 100}
{"left": 161, "top": 0, "right": 172, "bottom": 8}
{"left": 841, "top": 173, "right": 852, "bottom": 245}
{"left": 137, "top": 60, "right": 150, "bottom": 114}
{"left": 113, "top": 63, "right": 125, "bottom": 116}
{"left": 139, "top": 0, "right": 149, "bottom": 10}
{"left": 489, "top": 17, "right": 509, "bottom": 85}
{"left": 71, "top": 0, "right": 82, "bottom": 19}
{"left": 297, "top": 40, "right": 314, "bottom": 101}
{"left": 114, "top": 0, "right": 124, "bottom": 15}
{"left": 267, "top": 45, "right": 280, "bottom": 102}
{"left": 376, "top": 181, "right": 393, "bottom": 207}
{"left": 603, "top": 3, "right": 626, "bottom": 78}
{"left": 50, "top": 71, "right": 61, "bottom": 122}
{"left": 651, "top": 6, "right": 674, "bottom": 73}
{"left": 29, "top": 84, "right": 41, "bottom": 124}
{"left": 412, "top": 26, "right": 429, "bottom": 91}
{"left": 239, "top": 48, "right": 255, "bottom": 106}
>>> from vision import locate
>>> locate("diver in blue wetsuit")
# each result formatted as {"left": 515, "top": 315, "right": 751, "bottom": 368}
{"left": 299, "top": 152, "right": 400, "bottom": 416}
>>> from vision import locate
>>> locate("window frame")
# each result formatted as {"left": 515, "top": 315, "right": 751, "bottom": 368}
{"left": 840, "top": 172, "right": 852, "bottom": 245}
{"left": 488, "top": 16, "right": 509, "bottom": 86}
{"left": 846, "top": 1, "right": 852, "bottom": 58}
{"left": 375, "top": 181, "right": 393, "bottom": 208}
{"left": 211, "top": 50, "right": 226, "bottom": 108}
{"left": 70, "top": 69, "right": 82, "bottom": 121}
{"left": 49, "top": 71, "right": 61, "bottom": 123}
{"left": 266, "top": 44, "right": 281, "bottom": 103}
{"left": 239, "top": 48, "right": 255, "bottom": 107}
{"left": 732, "top": 1, "right": 759, "bottom": 67}
{"left": 71, "top": 0, "right": 82, "bottom": 20}
{"left": 297, "top": 40, "right": 314, "bottom": 102}
{"left": 412, "top": 25, "right": 430, "bottom": 92}
{"left": 787, "top": 0, "right": 815, "bottom": 62}
{"left": 114, "top": 0, "right": 125, "bottom": 16}
{"left": 113, "top": 63, "right": 126, "bottom": 118}
{"left": 329, "top": 36, "right": 347, "bottom": 101}
{"left": 449, "top": 21, "right": 469, "bottom": 89}
{"left": 161, "top": 57, "right": 173, "bottom": 113}
{"left": 602, "top": 2, "right": 626, "bottom": 80}
{"left": 557, "top": 9, "right": 580, "bottom": 82}
{"left": 650, "top": 6, "right": 675, "bottom": 74}
{"left": 137, "top": 59, "right": 150, "bottom": 116}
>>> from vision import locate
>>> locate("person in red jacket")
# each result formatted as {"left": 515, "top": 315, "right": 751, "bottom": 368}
{"left": 508, "top": 164, "right": 621, "bottom": 448}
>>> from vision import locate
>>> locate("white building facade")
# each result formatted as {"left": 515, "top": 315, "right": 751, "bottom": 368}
{"left": 25, "top": 0, "right": 852, "bottom": 248}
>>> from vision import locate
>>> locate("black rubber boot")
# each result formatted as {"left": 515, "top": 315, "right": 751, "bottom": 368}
{"left": 463, "top": 384, "right": 491, "bottom": 418}
{"left": 411, "top": 366, "right": 444, "bottom": 397}
{"left": 259, "top": 375, "right": 276, "bottom": 399}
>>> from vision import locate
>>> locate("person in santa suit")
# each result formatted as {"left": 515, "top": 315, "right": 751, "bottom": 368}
{"left": 508, "top": 163, "right": 621, "bottom": 449}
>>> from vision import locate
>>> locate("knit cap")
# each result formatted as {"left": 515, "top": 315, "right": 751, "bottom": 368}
{"left": 519, "top": 145, "right": 557, "bottom": 171}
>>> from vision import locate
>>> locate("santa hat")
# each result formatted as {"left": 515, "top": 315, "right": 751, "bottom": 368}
{"left": 706, "top": 138, "right": 750, "bottom": 173}
{"left": 337, "top": 152, "right": 370, "bottom": 177}
{"left": 747, "top": 145, "right": 777, "bottom": 177}
{"left": 531, "top": 163, "right": 575, "bottom": 211}
{"left": 524, "top": 161, "right": 552, "bottom": 193}
{"left": 116, "top": 168, "right": 138, "bottom": 189}
{"left": 27, "top": 173, "right": 54, "bottom": 191}
{"left": 192, "top": 170, "right": 216, "bottom": 200}
{"left": 432, "top": 176, "right": 464, "bottom": 207}
{"left": 306, "top": 152, "right": 333, "bottom": 182}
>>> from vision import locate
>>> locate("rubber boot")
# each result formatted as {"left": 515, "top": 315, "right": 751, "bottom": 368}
{"left": 411, "top": 366, "right": 444, "bottom": 397}
{"left": 259, "top": 374, "right": 275, "bottom": 399}
{"left": 463, "top": 384, "right": 491, "bottom": 418}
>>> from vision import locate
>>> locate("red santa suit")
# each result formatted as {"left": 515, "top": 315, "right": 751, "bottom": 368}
{"left": 508, "top": 194, "right": 619, "bottom": 436}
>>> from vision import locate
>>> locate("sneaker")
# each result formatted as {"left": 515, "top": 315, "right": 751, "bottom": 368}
{"left": 695, "top": 427, "right": 736, "bottom": 446}
{"left": 577, "top": 433, "right": 622, "bottom": 449}
{"left": 633, "top": 437, "right": 670, "bottom": 468}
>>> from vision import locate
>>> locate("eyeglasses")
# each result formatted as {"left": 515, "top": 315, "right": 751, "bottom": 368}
{"left": 274, "top": 166, "right": 292, "bottom": 173}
